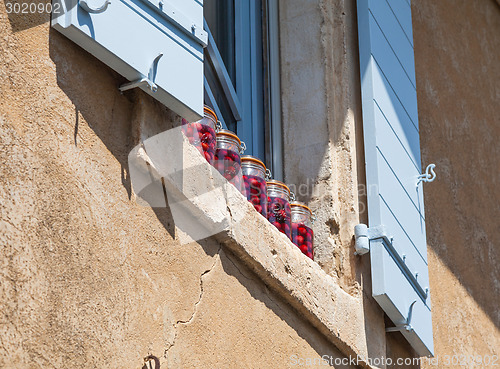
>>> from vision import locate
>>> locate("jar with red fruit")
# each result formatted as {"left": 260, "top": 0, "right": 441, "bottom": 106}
{"left": 266, "top": 180, "right": 292, "bottom": 239}
{"left": 291, "top": 202, "right": 314, "bottom": 260}
{"left": 214, "top": 129, "right": 245, "bottom": 192}
{"left": 241, "top": 156, "right": 269, "bottom": 217}
{"left": 181, "top": 105, "right": 218, "bottom": 164}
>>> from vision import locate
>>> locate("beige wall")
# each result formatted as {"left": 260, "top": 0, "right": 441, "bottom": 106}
{"left": 0, "top": 11, "right": 352, "bottom": 369}
{"left": 413, "top": 0, "right": 500, "bottom": 366}
{"left": 1, "top": 0, "right": 499, "bottom": 368}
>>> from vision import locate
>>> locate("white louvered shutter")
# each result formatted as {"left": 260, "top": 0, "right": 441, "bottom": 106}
{"left": 52, "top": 0, "right": 206, "bottom": 121}
{"left": 357, "top": 0, "right": 433, "bottom": 357}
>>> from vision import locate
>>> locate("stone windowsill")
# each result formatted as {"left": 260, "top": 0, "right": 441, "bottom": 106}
{"left": 129, "top": 128, "right": 372, "bottom": 368}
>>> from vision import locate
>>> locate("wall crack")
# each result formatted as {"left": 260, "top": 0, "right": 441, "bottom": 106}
{"left": 164, "top": 245, "right": 221, "bottom": 359}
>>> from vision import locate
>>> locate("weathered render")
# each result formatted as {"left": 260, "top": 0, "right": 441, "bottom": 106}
{"left": 0, "top": 0, "right": 499, "bottom": 368}
{"left": 413, "top": 0, "right": 500, "bottom": 366}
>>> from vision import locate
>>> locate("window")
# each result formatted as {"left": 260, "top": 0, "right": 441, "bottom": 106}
{"left": 204, "top": 0, "right": 283, "bottom": 180}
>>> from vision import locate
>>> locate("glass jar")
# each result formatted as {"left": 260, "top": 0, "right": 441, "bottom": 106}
{"left": 267, "top": 180, "right": 292, "bottom": 239}
{"left": 214, "top": 129, "right": 245, "bottom": 192}
{"left": 181, "top": 105, "right": 217, "bottom": 164}
{"left": 291, "top": 202, "right": 314, "bottom": 260}
{"left": 241, "top": 156, "right": 269, "bottom": 216}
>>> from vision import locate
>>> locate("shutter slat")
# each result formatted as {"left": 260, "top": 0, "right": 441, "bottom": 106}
{"left": 371, "top": 61, "right": 421, "bottom": 168}
{"left": 374, "top": 105, "right": 424, "bottom": 215}
{"left": 169, "top": 0, "right": 204, "bottom": 28}
{"left": 371, "top": 241, "right": 433, "bottom": 355}
{"left": 386, "top": 0, "right": 414, "bottom": 47}
{"left": 378, "top": 198, "right": 430, "bottom": 295}
{"left": 377, "top": 154, "right": 427, "bottom": 261}
{"left": 369, "top": 0, "right": 416, "bottom": 87}
{"left": 369, "top": 12, "right": 419, "bottom": 129}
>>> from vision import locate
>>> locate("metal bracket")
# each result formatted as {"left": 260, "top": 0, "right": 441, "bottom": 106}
{"left": 416, "top": 164, "right": 436, "bottom": 186}
{"left": 119, "top": 77, "right": 158, "bottom": 93}
{"left": 311, "top": 211, "right": 317, "bottom": 225}
{"left": 386, "top": 300, "right": 417, "bottom": 333}
{"left": 79, "top": 0, "right": 111, "bottom": 13}
{"left": 356, "top": 223, "right": 429, "bottom": 302}
{"left": 216, "top": 120, "right": 223, "bottom": 131}
{"left": 240, "top": 141, "right": 247, "bottom": 154}
{"left": 119, "top": 53, "right": 163, "bottom": 93}
{"left": 354, "top": 224, "right": 391, "bottom": 256}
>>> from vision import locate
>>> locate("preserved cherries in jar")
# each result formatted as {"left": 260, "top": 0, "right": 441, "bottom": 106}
{"left": 241, "top": 156, "right": 268, "bottom": 216}
{"left": 214, "top": 129, "right": 245, "bottom": 192}
{"left": 291, "top": 202, "right": 314, "bottom": 260}
{"left": 267, "top": 180, "right": 292, "bottom": 239}
{"left": 181, "top": 105, "right": 217, "bottom": 164}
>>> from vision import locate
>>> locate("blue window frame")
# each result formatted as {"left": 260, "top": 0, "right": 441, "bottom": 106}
{"left": 204, "top": 0, "right": 283, "bottom": 180}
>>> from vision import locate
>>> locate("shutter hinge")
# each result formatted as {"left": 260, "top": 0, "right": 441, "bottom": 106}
{"left": 79, "top": 0, "right": 111, "bottom": 14}
{"left": 354, "top": 224, "right": 391, "bottom": 256}
{"left": 355, "top": 224, "right": 430, "bottom": 303}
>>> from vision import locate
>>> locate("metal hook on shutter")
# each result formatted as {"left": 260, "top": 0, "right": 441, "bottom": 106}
{"left": 416, "top": 164, "right": 437, "bottom": 187}
{"left": 240, "top": 141, "right": 247, "bottom": 154}
{"left": 386, "top": 300, "right": 417, "bottom": 333}
{"left": 119, "top": 54, "right": 164, "bottom": 93}
{"left": 79, "top": 0, "right": 111, "bottom": 13}
{"left": 147, "top": 53, "right": 164, "bottom": 86}
{"left": 265, "top": 169, "right": 272, "bottom": 181}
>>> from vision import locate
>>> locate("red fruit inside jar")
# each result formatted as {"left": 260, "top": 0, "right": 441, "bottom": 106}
{"left": 215, "top": 148, "right": 242, "bottom": 187}
{"left": 243, "top": 174, "right": 267, "bottom": 216}
{"left": 181, "top": 121, "right": 216, "bottom": 164}
{"left": 291, "top": 223, "right": 314, "bottom": 260}
{"left": 267, "top": 197, "right": 291, "bottom": 239}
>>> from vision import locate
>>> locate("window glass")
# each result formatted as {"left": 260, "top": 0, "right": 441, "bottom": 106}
{"left": 204, "top": 0, "right": 237, "bottom": 131}
{"left": 204, "top": 0, "right": 236, "bottom": 84}
{"left": 204, "top": 0, "right": 272, "bottom": 164}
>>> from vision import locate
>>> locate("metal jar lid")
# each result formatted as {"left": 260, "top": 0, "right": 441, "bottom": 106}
{"left": 203, "top": 105, "right": 217, "bottom": 121}
{"left": 290, "top": 201, "right": 313, "bottom": 215}
{"left": 266, "top": 179, "right": 290, "bottom": 194}
{"left": 241, "top": 155, "right": 266, "bottom": 170}
{"left": 216, "top": 129, "right": 242, "bottom": 145}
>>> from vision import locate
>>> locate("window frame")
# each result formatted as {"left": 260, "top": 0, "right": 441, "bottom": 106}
{"left": 203, "top": 0, "right": 283, "bottom": 180}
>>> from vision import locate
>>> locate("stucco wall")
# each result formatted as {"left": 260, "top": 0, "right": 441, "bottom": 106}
{"left": 0, "top": 11, "right": 354, "bottom": 369}
{"left": 1, "top": 0, "right": 499, "bottom": 368}
{"left": 413, "top": 0, "right": 500, "bottom": 366}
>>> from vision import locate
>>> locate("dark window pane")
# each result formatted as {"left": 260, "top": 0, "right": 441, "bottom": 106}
{"left": 204, "top": 0, "right": 236, "bottom": 85}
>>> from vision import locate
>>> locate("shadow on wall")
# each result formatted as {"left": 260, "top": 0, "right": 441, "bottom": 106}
{"left": 217, "top": 246, "right": 353, "bottom": 368}
{"left": 5, "top": 1, "right": 51, "bottom": 32}
{"left": 412, "top": 0, "right": 500, "bottom": 332}
{"left": 48, "top": 27, "right": 177, "bottom": 239}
